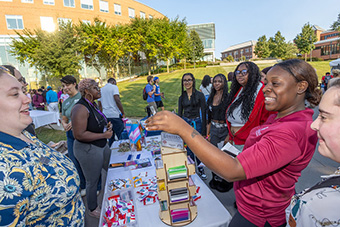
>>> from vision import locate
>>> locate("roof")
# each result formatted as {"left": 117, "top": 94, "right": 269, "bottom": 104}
{"left": 221, "top": 40, "right": 257, "bottom": 53}
{"left": 312, "top": 25, "right": 325, "bottom": 32}
{"left": 315, "top": 37, "right": 340, "bottom": 45}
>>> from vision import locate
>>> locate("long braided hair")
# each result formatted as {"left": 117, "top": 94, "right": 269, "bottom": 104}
{"left": 225, "top": 61, "right": 261, "bottom": 122}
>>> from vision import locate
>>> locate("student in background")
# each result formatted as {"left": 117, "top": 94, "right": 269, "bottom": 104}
{"left": 153, "top": 76, "right": 165, "bottom": 111}
{"left": 146, "top": 59, "right": 321, "bottom": 226}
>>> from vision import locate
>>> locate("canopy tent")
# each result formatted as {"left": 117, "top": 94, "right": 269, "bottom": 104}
{"left": 330, "top": 58, "right": 340, "bottom": 67}
{"left": 330, "top": 58, "right": 340, "bottom": 72}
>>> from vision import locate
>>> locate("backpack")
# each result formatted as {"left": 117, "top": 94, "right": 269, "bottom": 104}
{"left": 143, "top": 86, "right": 148, "bottom": 100}
{"left": 324, "top": 75, "right": 332, "bottom": 86}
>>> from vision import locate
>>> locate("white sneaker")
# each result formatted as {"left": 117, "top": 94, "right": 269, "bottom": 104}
{"left": 80, "top": 189, "right": 86, "bottom": 197}
{"left": 97, "top": 190, "right": 100, "bottom": 196}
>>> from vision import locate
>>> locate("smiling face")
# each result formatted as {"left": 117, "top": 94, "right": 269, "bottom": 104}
{"left": 61, "top": 82, "right": 77, "bottom": 96}
{"left": 183, "top": 75, "right": 194, "bottom": 90}
{"left": 311, "top": 87, "right": 340, "bottom": 163}
{"left": 0, "top": 73, "right": 32, "bottom": 135}
{"left": 235, "top": 64, "right": 249, "bottom": 87}
{"left": 263, "top": 66, "right": 307, "bottom": 118}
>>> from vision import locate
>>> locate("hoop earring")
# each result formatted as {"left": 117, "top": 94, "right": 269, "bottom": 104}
{"left": 85, "top": 93, "right": 93, "bottom": 102}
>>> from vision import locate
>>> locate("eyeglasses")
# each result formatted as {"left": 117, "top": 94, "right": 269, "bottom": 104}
{"left": 183, "top": 79, "right": 193, "bottom": 83}
{"left": 235, "top": 69, "right": 248, "bottom": 76}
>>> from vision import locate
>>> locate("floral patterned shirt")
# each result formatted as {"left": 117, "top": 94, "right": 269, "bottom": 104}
{"left": 0, "top": 130, "right": 85, "bottom": 226}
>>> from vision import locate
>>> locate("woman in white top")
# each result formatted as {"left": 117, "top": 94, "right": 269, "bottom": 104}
{"left": 199, "top": 75, "right": 212, "bottom": 102}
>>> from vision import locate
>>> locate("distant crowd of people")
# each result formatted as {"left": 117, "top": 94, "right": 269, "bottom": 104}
{"left": 1, "top": 60, "right": 340, "bottom": 226}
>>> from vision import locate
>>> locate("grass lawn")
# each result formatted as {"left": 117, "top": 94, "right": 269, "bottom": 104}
{"left": 118, "top": 60, "right": 332, "bottom": 117}
{"left": 36, "top": 127, "right": 66, "bottom": 144}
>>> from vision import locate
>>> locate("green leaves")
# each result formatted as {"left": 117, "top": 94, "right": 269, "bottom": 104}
{"left": 294, "top": 23, "right": 317, "bottom": 60}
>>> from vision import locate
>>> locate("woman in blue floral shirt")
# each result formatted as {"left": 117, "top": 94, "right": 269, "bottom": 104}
{"left": 0, "top": 67, "right": 85, "bottom": 226}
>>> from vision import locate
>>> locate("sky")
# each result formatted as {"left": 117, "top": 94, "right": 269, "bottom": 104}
{"left": 137, "top": 0, "right": 340, "bottom": 59}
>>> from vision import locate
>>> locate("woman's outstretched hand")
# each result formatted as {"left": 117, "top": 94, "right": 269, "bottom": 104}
{"left": 145, "top": 111, "right": 188, "bottom": 136}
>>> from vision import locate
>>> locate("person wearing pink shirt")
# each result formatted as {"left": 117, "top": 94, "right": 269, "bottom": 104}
{"left": 146, "top": 59, "right": 322, "bottom": 227}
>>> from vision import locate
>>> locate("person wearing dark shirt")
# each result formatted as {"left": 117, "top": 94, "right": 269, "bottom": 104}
{"left": 71, "top": 78, "right": 112, "bottom": 219}
{"left": 206, "top": 74, "right": 232, "bottom": 192}
{"left": 178, "top": 73, "right": 207, "bottom": 179}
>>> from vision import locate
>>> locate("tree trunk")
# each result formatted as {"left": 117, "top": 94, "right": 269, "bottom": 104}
{"left": 304, "top": 53, "right": 307, "bottom": 61}
{"left": 167, "top": 59, "right": 170, "bottom": 73}
{"left": 184, "top": 58, "right": 186, "bottom": 69}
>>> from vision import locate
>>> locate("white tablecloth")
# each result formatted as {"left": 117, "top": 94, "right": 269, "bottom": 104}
{"left": 102, "top": 136, "right": 232, "bottom": 227}
{"left": 29, "top": 110, "right": 60, "bottom": 129}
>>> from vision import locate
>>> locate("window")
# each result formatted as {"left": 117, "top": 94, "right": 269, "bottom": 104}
{"left": 114, "top": 4, "right": 121, "bottom": 15}
{"left": 245, "top": 48, "right": 249, "bottom": 53}
{"left": 64, "top": 0, "right": 75, "bottom": 7}
{"left": 149, "top": 15, "right": 153, "bottom": 19}
{"left": 21, "top": 0, "right": 33, "bottom": 3}
{"left": 40, "top": 16, "right": 55, "bottom": 32}
{"left": 99, "top": 0, "right": 109, "bottom": 12}
{"left": 128, "top": 8, "right": 135, "bottom": 18}
{"left": 81, "top": 0, "right": 93, "bottom": 10}
{"left": 140, "top": 11, "right": 145, "bottom": 19}
{"left": 43, "top": 0, "right": 54, "bottom": 5}
{"left": 58, "top": 18, "right": 72, "bottom": 25}
{"left": 6, "top": 15, "right": 24, "bottom": 29}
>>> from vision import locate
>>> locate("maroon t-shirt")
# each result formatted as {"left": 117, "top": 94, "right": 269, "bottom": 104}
{"left": 235, "top": 108, "right": 317, "bottom": 226}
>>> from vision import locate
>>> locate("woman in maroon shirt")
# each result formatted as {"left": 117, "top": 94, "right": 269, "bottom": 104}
{"left": 146, "top": 59, "right": 321, "bottom": 227}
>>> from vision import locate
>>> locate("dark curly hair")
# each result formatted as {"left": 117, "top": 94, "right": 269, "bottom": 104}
{"left": 273, "top": 59, "right": 321, "bottom": 107}
{"left": 181, "top": 73, "right": 199, "bottom": 106}
{"left": 226, "top": 61, "right": 262, "bottom": 121}
{"left": 207, "top": 74, "right": 228, "bottom": 106}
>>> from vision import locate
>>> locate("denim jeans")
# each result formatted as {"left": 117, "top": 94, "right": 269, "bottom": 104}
{"left": 107, "top": 117, "right": 124, "bottom": 147}
{"left": 182, "top": 117, "right": 202, "bottom": 165}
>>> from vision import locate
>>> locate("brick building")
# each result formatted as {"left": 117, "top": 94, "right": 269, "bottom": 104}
{"left": 0, "top": 0, "right": 164, "bottom": 86}
{"left": 221, "top": 40, "right": 257, "bottom": 61}
{"left": 312, "top": 25, "right": 340, "bottom": 60}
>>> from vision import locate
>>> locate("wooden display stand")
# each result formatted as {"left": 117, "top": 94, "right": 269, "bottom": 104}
{"left": 156, "top": 133, "right": 197, "bottom": 226}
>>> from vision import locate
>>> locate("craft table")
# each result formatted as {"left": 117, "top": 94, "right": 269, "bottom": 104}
{"left": 29, "top": 110, "right": 60, "bottom": 129}
{"left": 101, "top": 136, "right": 232, "bottom": 227}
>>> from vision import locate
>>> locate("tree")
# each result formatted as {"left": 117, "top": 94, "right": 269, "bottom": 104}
{"left": 226, "top": 55, "right": 234, "bottom": 62}
{"left": 330, "top": 13, "right": 340, "bottom": 30}
{"left": 254, "top": 35, "right": 271, "bottom": 58}
{"left": 76, "top": 18, "right": 129, "bottom": 79}
{"left": 285, "top": 42, "right": 299, "bottom": 59}
{"left": 10, "top": 22, "right": 82, "bottom": 78}
{"left": 155, "top": 17, "right": 187, "bottom": 73}
{"left": 294, "top": 23, "right": 317, "bottom": 61}
{"left": 269, "top": 31, "right": 288, "bottom": 59}
{"left": 188, "top": 30, "right": 204, "bottom": 68}
{"left": 130, "top": 17, "right": 159, "bottom": 76}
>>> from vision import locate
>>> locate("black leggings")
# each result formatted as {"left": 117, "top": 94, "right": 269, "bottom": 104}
{"left": 229, "top": 211, "right": 286, "bottom": 227}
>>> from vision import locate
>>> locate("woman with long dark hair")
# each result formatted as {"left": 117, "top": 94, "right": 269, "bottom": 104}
{"left": 224, "top": 61, "right": 274, "bottom": 151}
{"left": 206, "top": 74, "right": 231, "bottom": 192}
{"left": 178, "top": 73, "right": 207, "bottom": 179}
{"left": 146, "top": 59, "right": 322, "bottom": 226}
